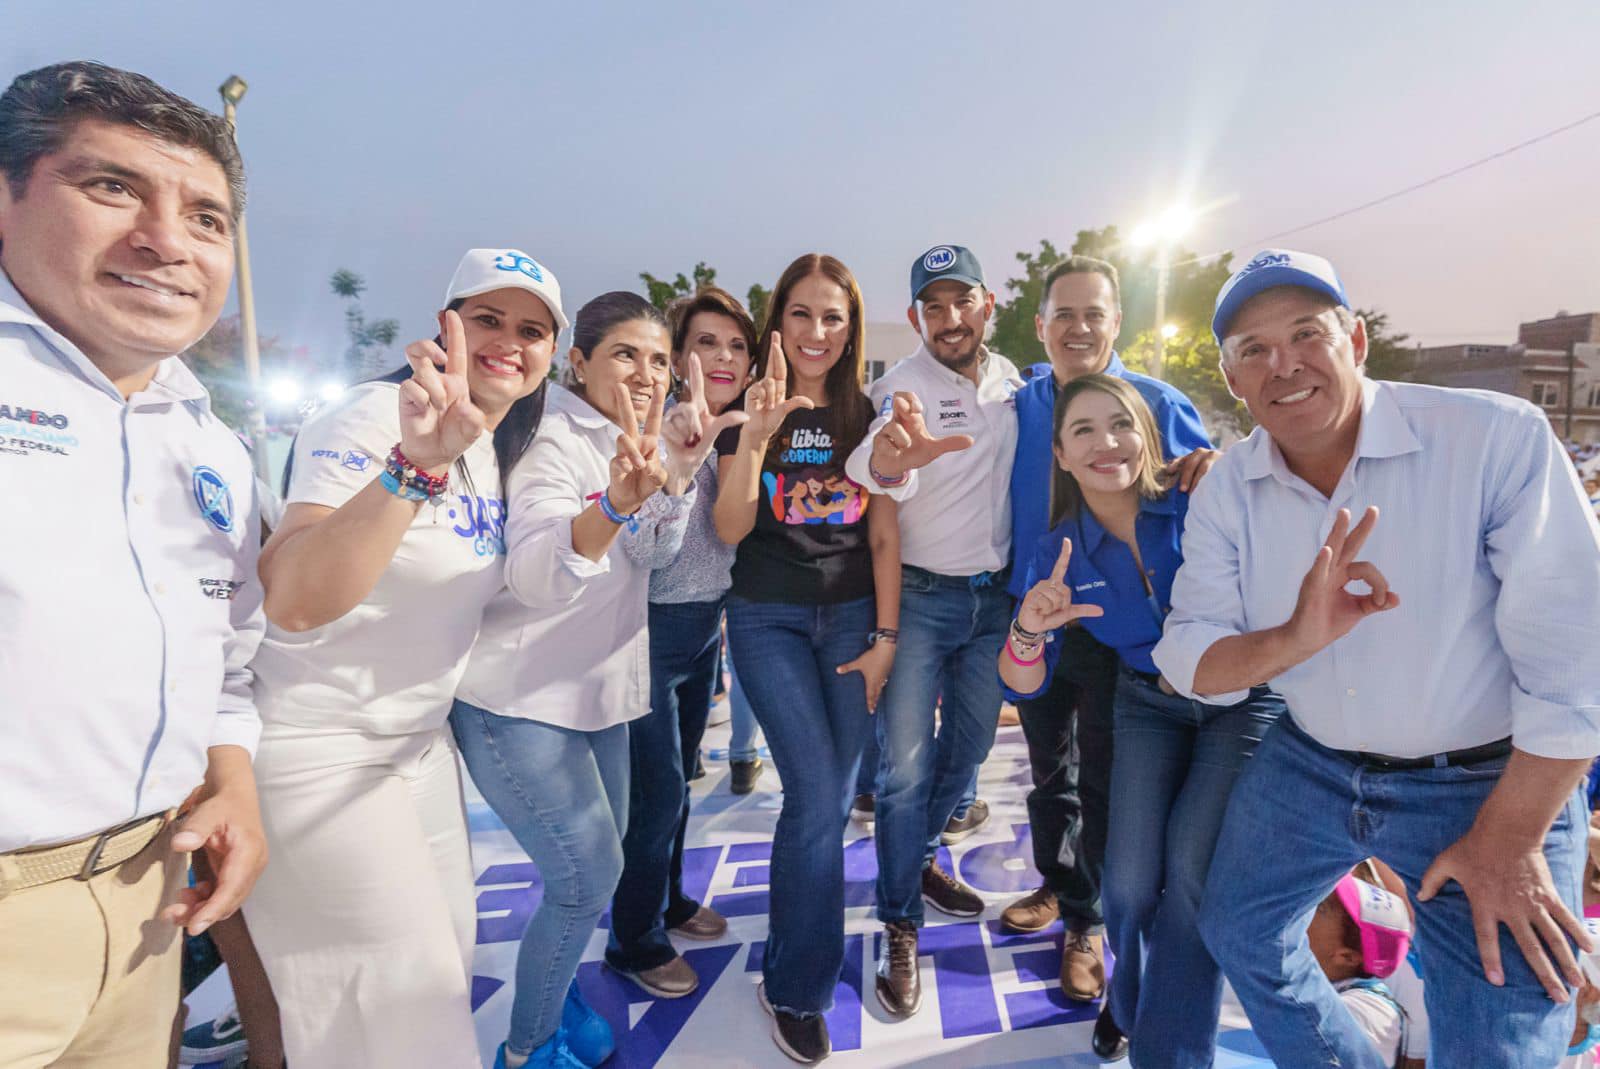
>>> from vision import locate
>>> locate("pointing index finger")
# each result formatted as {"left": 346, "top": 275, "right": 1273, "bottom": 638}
{"left": 644, "top": 381, "right": 665, "bottom": 440}
{"left": 441, "top": 309, "right": 467, "bottom": 379}
{"left": 1050, "top": 537, "right": 1074, "bottom": 586}
{"left": 766, "top": 332, "right": 788, "bottom": 384}
{"left": 687, "top": 353, "right": 706, "bottom": 412}
{"left": 614, "top": 382, "right": 639, "bottom": 441}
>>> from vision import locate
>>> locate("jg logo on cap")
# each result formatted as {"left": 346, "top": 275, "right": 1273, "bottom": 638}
{"left": 911, "top": 244, "right": 985, "bottom": 302}
{"left": 445, "top": 248, "right": 569, "bottom": 333}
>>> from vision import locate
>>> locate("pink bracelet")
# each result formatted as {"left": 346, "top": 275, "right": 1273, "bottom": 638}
{"left": 1005, "top": 640, "right": 1043, "bottom": 667}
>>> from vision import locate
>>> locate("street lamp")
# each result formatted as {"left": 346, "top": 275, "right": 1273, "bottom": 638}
{"left": 1130, "top": 207, "right": 1196, "bottom": 382}
{"left": 218, "top": 74, "right": 269, "bottom": 479}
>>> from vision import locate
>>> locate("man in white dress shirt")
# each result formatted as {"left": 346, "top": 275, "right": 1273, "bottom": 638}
{"left": 0, "top": 61, "right": 267, "bottom": 1065}
{"left": 845, "top": 244, "right": 1023, "bottom": 1018}
{"left": 1153, "top": 249, "right": 1600, "bottom": 1067}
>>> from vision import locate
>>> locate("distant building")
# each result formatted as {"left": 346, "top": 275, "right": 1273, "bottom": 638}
{"left": 1409, "top": 311, "right": 1600, "bottom": 443}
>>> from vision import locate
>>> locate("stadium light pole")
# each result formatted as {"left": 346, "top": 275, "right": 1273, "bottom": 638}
{"left": 1130, "top": 207, "right": 1196, "bottom": 382}
{"left": 219, "top": 74, "right": 269, "bottom": 479}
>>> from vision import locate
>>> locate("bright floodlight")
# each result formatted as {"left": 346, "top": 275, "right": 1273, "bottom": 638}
{"left": 318, "top": 381, "right": 345, "bottom": 403}
{"left": 267, "top": 377, "right": 302, "bottom": 405}
{"left": 1131, "top": 206, "right": 1196, "bottom": 247}
{"left": 1161, "top": 323, "right": 1180, "bottom": 339}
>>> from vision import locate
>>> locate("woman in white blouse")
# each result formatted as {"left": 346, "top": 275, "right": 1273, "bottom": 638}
{"left": 246, "top": 248, "right": 563, "bottom": 1068}
{"left": 451, "top": 290, "right": 685, "bottom": 1069}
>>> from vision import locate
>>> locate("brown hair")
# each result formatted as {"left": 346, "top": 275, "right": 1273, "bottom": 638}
{"left": 1049, "top": 373, "right": 1167, "bottom": 528}
{"left": 754, "top": 253, "right": 873, "bottom": 463}
{"left": 1038, "top": 255, "right": 1121, "bottom": 313}
{"left": 666, "top": 286, "right": 757, "bottom": 399}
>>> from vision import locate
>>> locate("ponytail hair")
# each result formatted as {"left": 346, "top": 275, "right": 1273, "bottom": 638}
{"left": 563, "top": 290, "right": 668, "bottom": 393}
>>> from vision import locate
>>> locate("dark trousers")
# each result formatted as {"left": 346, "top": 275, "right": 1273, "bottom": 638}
{"left": 1014, "top": 624, "right": 1118, "bottom": 931}
{"left": 606, "top": 598, "right": 722, "bottom": 972}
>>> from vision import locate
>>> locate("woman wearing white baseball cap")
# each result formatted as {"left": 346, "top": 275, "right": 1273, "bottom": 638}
{"left": 242, "top": 248, "right": 564, "bottom": 1067}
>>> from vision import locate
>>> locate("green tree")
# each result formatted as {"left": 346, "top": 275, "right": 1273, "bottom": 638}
{"left": 640, "top": 261, "right": 718, "bottom": 311}
{"left": 331, "top": 269, "right": 399, "bottom": 380}
{"left": 1355, "top": 308, "right": 1413, "bottom": 381}
{"left": 1120, "top": 327, "right": 1253, "bottom": 442}
{"left": 747, "top": 283, "right": 772, "bottom": 331}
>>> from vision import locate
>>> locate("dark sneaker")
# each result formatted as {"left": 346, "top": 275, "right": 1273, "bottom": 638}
{"left": 689, "top": 750, "right": 707, "bottom": 782}
{"left": 759, "top": 981, "right": 831, "bottom": 1063}
{"left": 999, "top": 885, "right": 1060, "bottom": 933}
{"left": 921, "top": 860, "right": 984, "bottom": 918}
{"left": 849, "top": 794, "right": 875, "bottom": 827}
{"left": 940, "top": 798, "right": 991, "bottom": 844}
{"left": 731, "top": 757, "right": 764, "bottom": 795}
{"left": 1061, "top": 930, "right": 1106, "bottom": 1002}
{"left": 178, "top": 1002, "right": 247, "bottom": 1066}
{"left": 670, "top": 903, "right": 728, "bottom": 940}
{"left": 874, "top": 921, "right": 922, "bottom": 1018}
{"left": 1092, "top": 1002, "right": 1129, "bottom": 1060}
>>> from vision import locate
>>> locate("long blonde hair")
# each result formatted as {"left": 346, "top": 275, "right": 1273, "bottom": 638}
{"left": 1049, "top": 373, "right": 1167, "bottom": 528}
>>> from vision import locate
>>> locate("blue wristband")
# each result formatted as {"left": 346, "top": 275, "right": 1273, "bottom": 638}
{"left": 597, "top": 490, "right": 639, "bottom": 531}
{"left": 380, "top": 469, "right": 430, "bottom": 501}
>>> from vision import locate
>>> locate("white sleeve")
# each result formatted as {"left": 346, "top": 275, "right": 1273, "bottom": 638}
{"left": 212, "top": 452, "right": 263, "bottom": 754}
{"left": 1338, "top": 988, "right": 1403, "bottom": 1065}
{"left": 1151, "top": 467, "right": 1251, "bottom": 705}
{"left": 502, "top": 422, "right": 608, "bottom": 609}
{"left": 285, "top": 384, "right": 398, "bottom": 510}
{"left": 1386, "top": 957, "right": 1430, "bottom": 1059}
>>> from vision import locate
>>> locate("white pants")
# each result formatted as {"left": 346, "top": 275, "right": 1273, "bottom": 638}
{"left": 245, "top": 722, "right": 479, "bottom": 1069}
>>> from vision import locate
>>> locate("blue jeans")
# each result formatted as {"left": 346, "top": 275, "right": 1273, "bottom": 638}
{"left": 857, "top": 713, "right": 882, "bottom": 798}
{"left": 1201, "top": 717, "right": 1585, "bottom": 1068}
{"left": 449, "top": 700, "right": 629, "bottom": 1055}
{"left": 727, "top": 653, "right": 762, "bottom": 763}
{"left": 725, "top": 594, "right": 875, "bottom": 1016}
{"left": 874, "top": 566, "right": 1010, "bottom": 926}
{"left": 1101, "top": 669, "right": 1283, "bottom": 1069}
{"left": 608, "top": 599, "right": 721, "bottom": 972}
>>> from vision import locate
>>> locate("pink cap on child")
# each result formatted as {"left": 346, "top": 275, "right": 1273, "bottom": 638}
{"left": 1333, "top": 874, "right": 1412, "bottom": 978}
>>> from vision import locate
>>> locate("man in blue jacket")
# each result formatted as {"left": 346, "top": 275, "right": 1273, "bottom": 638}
{"left": 1002, "top": 255, "right": 1213, "bottom": 1005}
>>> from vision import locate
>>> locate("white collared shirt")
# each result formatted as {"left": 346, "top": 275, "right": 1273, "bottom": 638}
{"left": 1154, "top": 378, "right": 1600, "bottom": 759}
{"left": 456, "top": 385, "right": 650, "bottom": 730}
{"left": 0, "top": 275, "right": 264, "bottom": 851}
{"left": 844, "top": 346, "right": 1023, "bottom": 575}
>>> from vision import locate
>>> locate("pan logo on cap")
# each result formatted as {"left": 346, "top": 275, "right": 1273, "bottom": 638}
{"left": 923, "top": 246, "right": 957, "bottom": 273}
{"left": 493, "top": 252, "right": 546, "bottom": 283}
{"left": 1240, "top": 252, "right": 1291, "bottom": 275}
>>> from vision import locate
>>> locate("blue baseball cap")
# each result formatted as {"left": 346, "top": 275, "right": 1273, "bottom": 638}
{"left": 910, "top": 245, "right": 984, "bottom": 303}
{"left": 1212, "top": 249, "right": 1347, "bottom": 345}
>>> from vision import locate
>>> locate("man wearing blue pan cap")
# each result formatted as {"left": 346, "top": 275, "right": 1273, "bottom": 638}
{"left": 1154, "top": 248, "right": 1600, "bottom": 1066}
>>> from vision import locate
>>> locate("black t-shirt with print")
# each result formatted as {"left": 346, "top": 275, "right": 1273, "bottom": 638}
{"left": 715, "top": 405, "right": 874, "bottom": 604}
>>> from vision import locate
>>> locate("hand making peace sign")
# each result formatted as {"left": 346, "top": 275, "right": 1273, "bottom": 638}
{"left": 661, "top": 352, "right": 752, "bottom": 492}
{"left": 1017, "top": 538, "right": 1106, "bottom": 634}
{"left": 741, "top": 332, "right": 815, "bottom": 445}
{"left": 868, "top": 391, "right": 974, "bottom": 481}
{"left": 398, "top": 309, "right": 488, "bottom": 472}
{"left": 1286, "top": 506, "right": 1399, "bottom": 654}
{"left": 606, "top": 380, "right": 669, "bottom": 515}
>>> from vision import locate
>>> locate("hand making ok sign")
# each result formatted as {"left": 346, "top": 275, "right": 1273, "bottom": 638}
{"left": 1017, "top": 537, "right": 1106, "bottom": 634}
{"left": 398, "top": 309, "right": 488, "bottom": 472}
{"left": 1286, "top": 506, "right": 1399, "bottom": 654}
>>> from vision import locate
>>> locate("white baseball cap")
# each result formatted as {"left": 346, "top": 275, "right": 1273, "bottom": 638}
{"left": 1212, "top": 248, "right": 1347, "bottom": 345}
{"left": 444, "top": 248, "right": 568, "bottom": 334}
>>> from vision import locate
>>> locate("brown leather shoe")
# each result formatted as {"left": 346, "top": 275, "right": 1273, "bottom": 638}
{"left": 670, "top": 904, "right": 728, "bottom": 941}
{"left": 875, "top": 921, "right": 922, "bottom": 1018}
{"left": 920, "top": 861, "right": 984, "bottom": 918}
{"left": 999, "top": 886, "right": 1060, "bottom": 933}
{"left": 1060, "top": 930, "right": 1105, "bottom": 1002}
{"left": 618, "top": 954, "right": 699, "bottom": 998}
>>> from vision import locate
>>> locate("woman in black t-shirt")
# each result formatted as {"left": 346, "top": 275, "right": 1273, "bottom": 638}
{"left": 713, "top": 253, "right": 901, "bottom": 1064}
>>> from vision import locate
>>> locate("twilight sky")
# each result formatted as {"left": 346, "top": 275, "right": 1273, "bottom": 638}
{"left": 6, "top": 0, "right": 1598, "bottom": 376}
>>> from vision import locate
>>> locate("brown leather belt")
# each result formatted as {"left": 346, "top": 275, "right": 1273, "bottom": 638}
{"left": 0, "top": 811, "right": 171, "bottom": 899}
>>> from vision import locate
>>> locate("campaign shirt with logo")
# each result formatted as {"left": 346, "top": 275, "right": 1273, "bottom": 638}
{"left": 0, "top": 275, "right": 264, "bottom": 851}
{"left": 715, "top": 404, "right": 874, "bottom": 604}
{"left": 250, "top": 382, "right": 505, "bottom": 736}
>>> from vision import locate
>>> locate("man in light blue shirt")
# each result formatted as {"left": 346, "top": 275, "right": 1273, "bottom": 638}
{"left": 1153, "top": 249, "right": 1600, "bottom": 1067}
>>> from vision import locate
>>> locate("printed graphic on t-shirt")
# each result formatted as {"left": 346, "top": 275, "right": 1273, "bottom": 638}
{"left": 762, "top": 426, "right": 867, "bottom": 526}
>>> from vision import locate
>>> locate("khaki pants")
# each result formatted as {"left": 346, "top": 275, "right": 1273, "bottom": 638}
{"left": 0, "top": 825, "right": 185, "bottom": 1068}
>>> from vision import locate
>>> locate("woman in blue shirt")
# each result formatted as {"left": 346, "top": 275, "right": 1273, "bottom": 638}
{"left": 998, "top": 373, "right": 1284, "bottom": 1069}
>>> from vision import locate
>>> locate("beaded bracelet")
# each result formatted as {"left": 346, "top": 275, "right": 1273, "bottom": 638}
{"left": 1005, "top": 638, "right": 1043, "bottom": 667}
{"left": 596, "top": 490, "right": 640, "bottom": 532}
{"left": 385, "top": 444, "right": 450, "bottom": 500}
